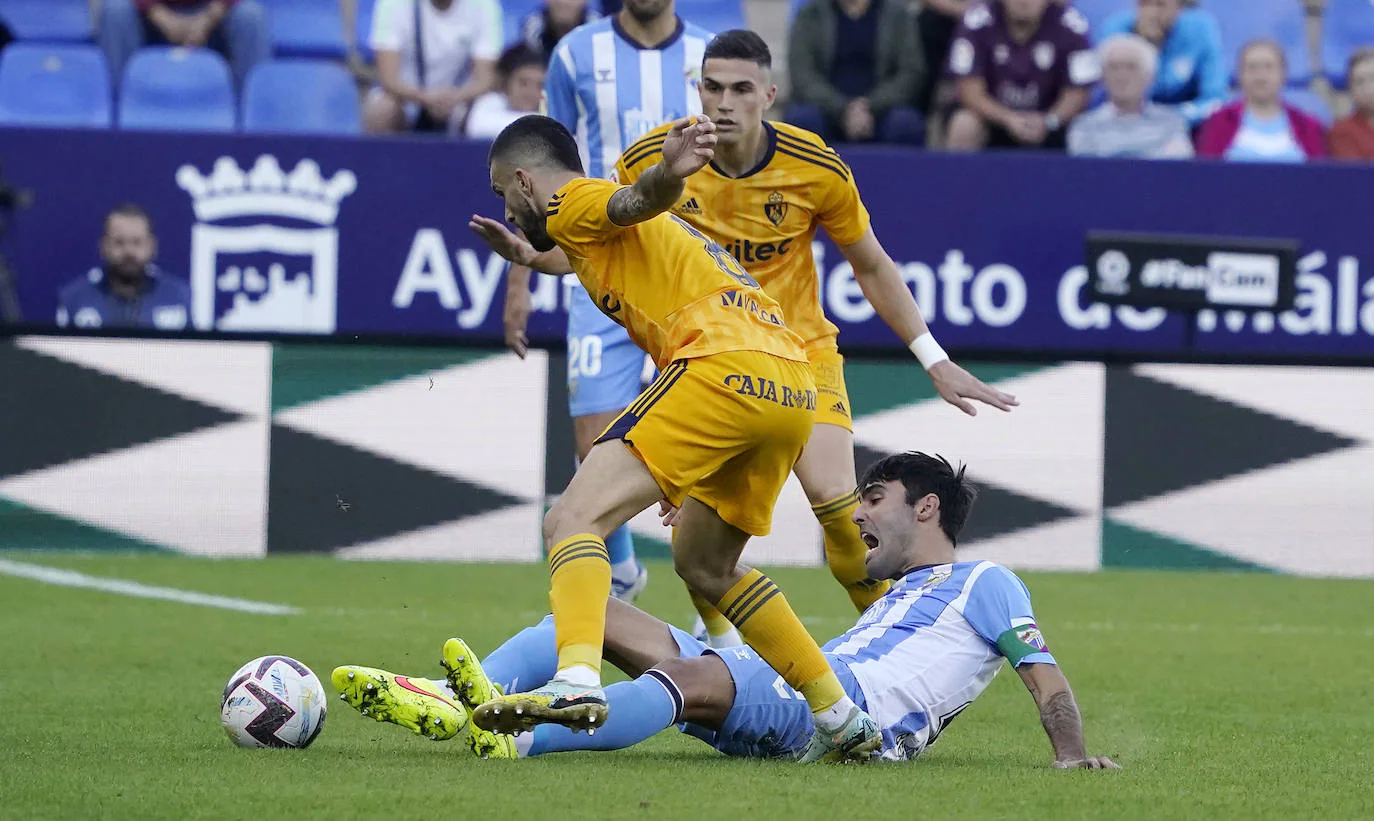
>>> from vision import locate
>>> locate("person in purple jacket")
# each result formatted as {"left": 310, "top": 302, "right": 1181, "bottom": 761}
{"left": 1195, "top": 39, "right": 1326, "bottom": 163}
{"left": 56, "top": 204, "right": 191, "bottom": 332}
{"left": 944, "top": 0, "right": 1100, "bottom": 152}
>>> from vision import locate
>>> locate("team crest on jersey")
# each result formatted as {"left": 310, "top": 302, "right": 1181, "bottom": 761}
{"left": 918, "top": 568, "right": 952, "bottom": 591}
{"left": 764, "top": 191, "right": 788, "bottom": 227}
{"left": 1033, "top": 43, "right": 1056, "bottom": 70}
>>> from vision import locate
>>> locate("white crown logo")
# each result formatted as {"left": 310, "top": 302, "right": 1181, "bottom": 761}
{"left": 176, "top": 155, "right": 357, "bottom": 225}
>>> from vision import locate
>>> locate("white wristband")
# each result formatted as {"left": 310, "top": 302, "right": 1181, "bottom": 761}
{"left": 909, "top": 332, "right": 949, "bottom": 371}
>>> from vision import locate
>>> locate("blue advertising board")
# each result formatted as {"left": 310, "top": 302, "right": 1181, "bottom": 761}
{"left": 0, "top": 126, "right": 1371, "bottom": 362}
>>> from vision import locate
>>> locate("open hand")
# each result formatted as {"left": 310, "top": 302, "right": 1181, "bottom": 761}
{"left": 469, "top": 214, "right": 539, "bottom": 267}
{"left": 928, "top": 360, "right": 1019, "bottom": 416}
{"left": 660, "top": 115, "right": 718, "bottom": 179}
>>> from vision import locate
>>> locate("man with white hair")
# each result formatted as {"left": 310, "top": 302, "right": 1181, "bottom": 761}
{"left": 1067, "top": 33, "right": 1193, "bottom": 159}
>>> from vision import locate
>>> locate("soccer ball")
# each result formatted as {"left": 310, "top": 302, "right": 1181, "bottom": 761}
{"left": 220, "top": 655, "right": 327, "bottom": 749}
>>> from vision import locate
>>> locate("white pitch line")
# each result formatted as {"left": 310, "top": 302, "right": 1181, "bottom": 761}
{"left": 0, "top": 558, "right": 300, "bottom": 616}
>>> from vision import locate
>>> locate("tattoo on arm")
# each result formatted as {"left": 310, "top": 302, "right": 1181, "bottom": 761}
{"left": 606, "top": 162, "right": 686, "bottom": 226}
{"left": 1039, "top": 689, "right": 1088, "bottom": 762}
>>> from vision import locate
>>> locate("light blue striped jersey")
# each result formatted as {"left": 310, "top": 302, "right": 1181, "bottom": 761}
{"left": 823, "top": 561, "right": 1057, "bottom": 761}
{"left": 544, "top": 16, "right": 712, "bottom": 181}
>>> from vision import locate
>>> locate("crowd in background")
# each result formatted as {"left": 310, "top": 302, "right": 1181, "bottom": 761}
{"left": 0, "top": 0, "right": 1371, "bottom": 160}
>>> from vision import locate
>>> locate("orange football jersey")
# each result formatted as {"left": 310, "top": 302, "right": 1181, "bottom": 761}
{"left": 544, "top": 177, "right": 808, "bottom": 369}
{"left": 614, "top": 121, "right": 871, "bottom": 350}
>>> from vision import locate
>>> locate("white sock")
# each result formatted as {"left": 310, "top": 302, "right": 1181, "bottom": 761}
{"left": 611, "top": 558, "right": 640, "bottom": 584}
{"left": 512, "top": 732, "right": 534, "bottom": 758}
{"left": 706, "top": 627, "right": 742, "bottom": 649}
{"left": 812, "top": 695, "right": 858, "bottom": 733}
{"left": 555, "top": 663, "right": 600, "bottom": 689}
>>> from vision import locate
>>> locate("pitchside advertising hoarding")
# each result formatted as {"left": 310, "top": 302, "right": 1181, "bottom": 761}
{"left": 0, "top": 127, "right": 1371, "bottom": 360}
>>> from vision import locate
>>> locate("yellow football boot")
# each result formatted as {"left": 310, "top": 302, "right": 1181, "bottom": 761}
{"left": 440, "top": 638, "right": 519, "bottom": 759}
{"left": 331, "top": 666, "right": 467, "bottom": 741}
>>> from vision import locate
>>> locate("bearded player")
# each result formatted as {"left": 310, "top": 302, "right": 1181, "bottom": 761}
{"left": 480, "top": 30, "right": 1017, "bottom": 646}
{"left": 332, "top": 453, "right": 1119, "bottom": 771}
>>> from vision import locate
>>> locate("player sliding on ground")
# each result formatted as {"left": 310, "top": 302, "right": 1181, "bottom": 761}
{"left": 466, "top": 113, "right": 879, "bottom": 761}
{"left": 332, "top": 453, "right": 1119, "bottom": 768}
{"left": 479, "top": 31, "right": 1017, "bottom": 645}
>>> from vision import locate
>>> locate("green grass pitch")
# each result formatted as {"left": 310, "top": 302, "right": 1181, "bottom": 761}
{"left": 3, "top": 552, "right": 1371, "bottom": 820}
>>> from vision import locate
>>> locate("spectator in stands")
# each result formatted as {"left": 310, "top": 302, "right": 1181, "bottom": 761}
{"left": 945, "top": 0, "right": 1099, "bottom": 152}
{"left": 97, "top": 0, "right": 270, "bottom": 88}
{"left": 56, "top": 204, "right": 190, "bottom": 331}
{"left": 1329, "top": 49, "right": 1374, "bottom": 161}
{"left": 1069, "top": 33, "right": 1192, "bottom": 158}
{"left": 786, "top": 0, "right": 927, "bottom": 145}
{"left": 1098, "top": 0, "right": 1225, "bottom": 127}
{"left": 365, "top": 0, "right": 503, "bottom": 135}
{"left": 914, "top": 0, "right": 969, "bottom": 113}
{"left": 520, "top": 0, "right": 600, "bottom": 63}
{"left": 1196, "top": 39, "right": 1326, "bottom": 163}
{"left": 464, "top": 45, "right": 546, "bottom": 138}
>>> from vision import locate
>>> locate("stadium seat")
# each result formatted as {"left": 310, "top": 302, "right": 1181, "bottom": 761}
{"left": 1211, "top": 0, "right": 1312, "bottom": 85}
{"left": 0, "top": 43, "right": 111, "bottom": 128}
{"left": 678, "top": 0, "right": 745, "bottom": 34}
{"left": 1284, "top": 87, "right": 1334, "bottom": 127}
{"left": 118, "top": 47, "right": 236, "bottom": 132}
{"left": 243, "top": 59, "right": 361, "bottom": 135}
{"left": 0, "top": 0, "right": 91, "bottom": 42}
{"left": 503, "top": 0, "right": 545, "bottom": 46}
{"left": 1071, "top": 0, "right": 1132, "bottom": 38}
{"left": 261, "top": 0, "right": 349, "bottom": 60}
{"left": 1321, "top": 0, "right": 1374, "bottom": 87}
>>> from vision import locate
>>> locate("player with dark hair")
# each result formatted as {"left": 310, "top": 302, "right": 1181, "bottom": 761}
{"left": 443, "top": 112, "right": 882, "bottom": 762}
{"left": 479, "top": 30, "right": 1015, "bottom": 646}
{"left": 334, "top": 452, "right": 1120, "bottom": 769}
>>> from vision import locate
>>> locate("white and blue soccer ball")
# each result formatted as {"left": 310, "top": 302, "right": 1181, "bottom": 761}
{"left": 220, "top": 655, "right": 327, "bottom": 749}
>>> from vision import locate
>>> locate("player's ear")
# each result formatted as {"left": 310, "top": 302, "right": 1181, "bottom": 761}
{"left": 916, "top": 493, "right": 940, "bottom": 522}
{"left": 764, "top": 83, "right": 778, "bottom": 111}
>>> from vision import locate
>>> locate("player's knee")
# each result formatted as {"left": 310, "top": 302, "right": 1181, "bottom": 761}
{"left": 672, "top": 554, "right": 724, "bottom": 598}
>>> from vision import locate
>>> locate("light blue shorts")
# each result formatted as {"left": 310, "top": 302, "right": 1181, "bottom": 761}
{"left": 566, "top": 282, "right": 653, "bottom": 417}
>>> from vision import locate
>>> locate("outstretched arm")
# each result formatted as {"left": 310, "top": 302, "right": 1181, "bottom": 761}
{"left": 841, "top": 229, "right": 1018, "bottom": 416}
{"left": 1016, "top": 663, "right": 1119, "bottom": 770}
{"left": 606, "top": 116, "right": 718, "bottom": 226}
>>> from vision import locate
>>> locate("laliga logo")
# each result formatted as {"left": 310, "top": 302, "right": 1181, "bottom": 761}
{"left": 1095, "top": 250, "right": 1131, "bottom": 296}
{"left": 177, "top": 155, "right": 357, "bottom": 334}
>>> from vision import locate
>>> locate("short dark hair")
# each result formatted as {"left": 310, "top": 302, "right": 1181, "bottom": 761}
{"left": 104, "top": 202, "right": 153, "bottom": 235}
{"left": 859, "top": 452, "right": 978, "bottom": 545}
{"left": 703, "top": 29, "right": 771, "bottom": 69}
{"left": 489, "top": 114, "right": 585, "bottom": 174}
{"left": 1348, "top": 47, "right": 1374, "bottom": 82}
{"left": 497, "top": 44, "right": 544, "bottom": 79}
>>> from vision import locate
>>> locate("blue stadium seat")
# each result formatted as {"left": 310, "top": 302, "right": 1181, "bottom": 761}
{"left": 118, "top": 47, "right": 236, "bottom": 132}
{"left": 243, "top": 59, "right": 361, "bottom": 135}
{"left": 261, "top": 0, "right": 349, "bottom": 60}
{"left": 678, "top": 0, "right": 745, "bottom": 34}
{"left": 503, "top": 0, "right": 546, "bottom": 46}
{"left": 1210, "top": 0, "right": 1312, "bottom": 85}
{"left": 0, "top": 43, "right": 111, "bottom": 127}
{"left": 1284, "top": 87, "right": 1334, "bottom": 127}
{"left": 0, "top": 0, "right": 91, "bottom": 42}
{"left": 1321, "top": 0, "right": 1374, "bottom": 87}
{"left": 1071, "top": 0, "right": 1132, "bottom": 38}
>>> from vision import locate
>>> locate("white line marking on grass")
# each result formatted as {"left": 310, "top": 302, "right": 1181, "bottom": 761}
{"left": 0, "top": 559, "right": 300, "bottom": 615}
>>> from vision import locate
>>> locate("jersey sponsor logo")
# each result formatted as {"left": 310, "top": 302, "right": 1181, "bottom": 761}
{"left": 724, "top": 237, "right": 794, "bottom": 264}
{"left": 764, "top": 191, "right": 789, "bottom": 227}
{"left": 723, "top": 374, "right": 817, "bottom": 410}
{"left": 178, "top": 154, "right": 353, "bottom": 334}
{"left": 676, "top": 197, "right": 703, "bottom": 215}
{"left": 599, "top": 293, "right": 623, "bottom": 318}
{"left": 719, "top": 289, "right": 785, "bottom": 327}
